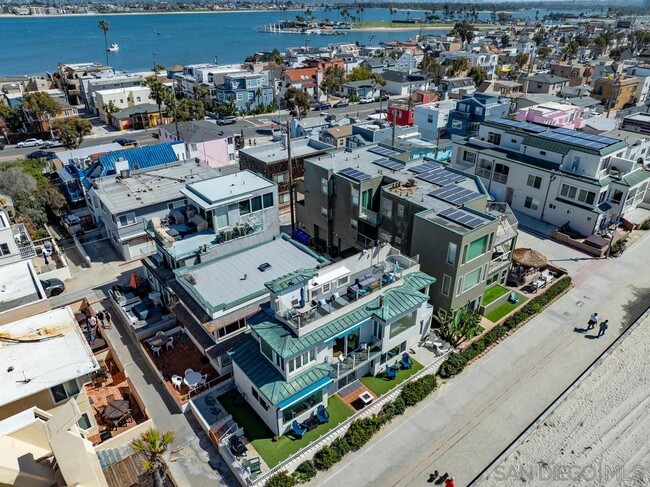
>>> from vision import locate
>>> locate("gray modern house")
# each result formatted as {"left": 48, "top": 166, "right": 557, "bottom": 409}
{"left": 296, "top": 143, "right": 518, "bottom": 314}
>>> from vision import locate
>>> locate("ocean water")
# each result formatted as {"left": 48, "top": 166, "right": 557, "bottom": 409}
{"left": 0, "top": 7, "right": 594, "bottom": 76}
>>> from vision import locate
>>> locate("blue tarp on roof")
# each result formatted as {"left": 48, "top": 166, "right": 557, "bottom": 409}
{"left": 98, "top": 143, "right": 180, "bottom": 174}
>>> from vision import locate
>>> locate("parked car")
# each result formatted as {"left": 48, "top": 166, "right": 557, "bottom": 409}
{"left": 26, "top": 150, "right": 57, "bottom": 160}
{"left": 378, "top": 94, "right": 390, "bottom": 101}
{"left": 313, "top": 102, "right": 332, "bottom": 111}
{"left": 40, "top": 278, "right": 65, "bottom": 297}
{"left": 113, "top": 138, "right": 138, "bottom": 147}
{"left": 217, "top": 116, "right": 237, "bottom": 125}
{"left": 334, "top": 99, "right": 349, "bottom": 108}
{"left": 359, "top": 97, "right": 375, "bottom": 104}
{"left": 40, "top": 139, "right": 63, "bottom": 148}
{"left": 16, "top": 138, "right": 43, "bottom": 148}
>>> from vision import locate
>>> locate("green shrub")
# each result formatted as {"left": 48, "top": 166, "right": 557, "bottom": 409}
{"left": 313, "top": 445, "right": 342, "bottom": 471}
{"left": 293, "top": 461, "right": 317, "bottom": 483}
{"left": 641, "top": 218, "right": 650, "bottom": 230}
{"left": 349, "top": 94, "right": 360, "bottom": 103}
{"left": 344, "top": 417, "right": 380, "bottom": 451}
{"left": 265, "top": 470, "right": 297, "bottom": 487}
{"left": 330, "top": 436, "right": 351, "bottom": 457}
{"left": 438, "top": 352, "right": 468, "bottom": 377}
{"left": 400, "top": 380, "right": 425, "bottom": 406}
{"left": 418, "top": 374, "right": 438, "bottom": 395}
{"left": 392, "top": 396, "right": 407, "bottom": 415}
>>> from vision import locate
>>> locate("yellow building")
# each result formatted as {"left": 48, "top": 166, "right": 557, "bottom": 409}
{"left": 592, "top": 75, "right": 639, "bottom": 112}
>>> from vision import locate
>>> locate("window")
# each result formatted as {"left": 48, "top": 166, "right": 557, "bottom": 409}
{"left": 279, "top": 193, "right": 290, "bottom": 204}
{"left": 260, "top": 339, "right": 273, "bottom": 361}
{"left": 77, "top": 412, "right": 92, "bottom": 430}
{"left": 262, "top": 192, "right": 274, "bottom": 208}
{"left": 337, "top": 275, "right": 349, "bottom": 287}
{"left": 373, "top": 321, "right": 383, "bottom": 340}
{"left": 239, "top": 199, "right": 251, "bottom": 215}
{"left": 462, "top": 267, "right": 482, "bottom": 292}
{"left": 215, "top": 205, "right": 229, "bottom": 229}
{"left": 189, "top": 143, "right": 197, "bottom": 152}
{"left": 560, "top": 184, "right": 596, "bottom": 206}
{"left": 462, "top": 150, "right": 476, "bottom": 163}
{"left": 390, "top": 311, "right": 417, "bottom": 339}
{"left": 475, "top": 107, "right": 484, "bottom": 116}
{"left": 248, "top": 92, "right": 254, "bottom": 100}
{"left": 466, "top": 235, "right": 488, "bottom": 262}
{"left": 117, "top": 213, "right": 136, "bottom": 227}
{"left": 361, "top": 188, "right": 372, "bottom": 209}
{"left": 493, "top": 164, "right": 509, "bottom": 184}
{"left": 0, "top": 243, "right": 9, "bottom": 256}
{"left": 321, "top": 178, "right": 329, "bottom": 195}
{"left": 251, "top": 195, "right": 262, "bottom": 212}
{"left": 477, "top": 159, "right": 492, "bottom": 178}
{"left": 451, "top": 119, "right": 463, "bottom": 129}
{"left": 217, "top": 318, "right": 246, "bottom": 339}
{"left": 524, "top": 196, "right": 540, "bottom": 211}
{"left": 287, "top": 348, "right": 317, "bottom": 373}
{"left": 611, "top": 190, "right": 623, "bottom": 204}
{"left": 527, "top": 175, "right": 542, "bottom": 189}
{"left": 351, "top": 218, "right": 358, "bottom": 230}
{"left": 167, "top": 199, "right": 187, "bottom": 210}
{"left": 50, "top": 379, "right": 80, "bottom": 404}
{"left": 487, "top": 132, "right": 502, "bottom": 145}
{"left": 427, "top": 114, "right": 433, "bottom": 123}
{"left": 397, "top": 204, "right": 404, "bottom": 218}
{"left": 442, "top": 274, "right": 452, "bottom": 296}
{"left": 571, "top": 156, "right": 581, "bottom": 172}
{"left": 352, "top": 189, "right": 359, "bottom": 206}
{"left": 447, "top": 242, "right": 457, "bottom": 265}
{"left": 237, "top": 93, "right": 243, "bottom": 100}
{"left": 321, "top": 207, "right": 330, "bottom": 219}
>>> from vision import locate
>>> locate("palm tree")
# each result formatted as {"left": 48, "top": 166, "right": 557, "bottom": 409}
{"left": 98, "top": 20, "right": 109, "bottom": 67}
{"left": 131, "top": 429, "right": 175, "bottom": 487}
{"left": 143, "top": 76, "right": 167, "bottom": 127}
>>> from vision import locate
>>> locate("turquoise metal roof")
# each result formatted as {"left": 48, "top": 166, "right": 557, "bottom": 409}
{"left": 99, "top": 142, "right": 181, "bottom": 174}
{"left": 229, "top": 337, "right": 332, "bottom": 406}
{"left": 402, "top": 271, "right": 436, "bottom": 292}
{"left": 265, "top": 268, "right": 318, "bottom": 293}
{"left": 620, "top": 169, "right": 650, "bottom": 187}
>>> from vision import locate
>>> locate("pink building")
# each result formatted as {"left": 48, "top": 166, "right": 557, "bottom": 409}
{"left": 515, "top": 102, "right": 587, "bottom": 130}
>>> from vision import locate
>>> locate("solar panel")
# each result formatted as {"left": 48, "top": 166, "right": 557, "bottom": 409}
{"left": 429, "top": 186, "right": 481, "bottom": 206}
{"left": 552, "top": 127, "right": 619, "bottom": 145}
{"left": 540, "top": 127, "right": 620, "bottom": 150}
{"left": 438, "top": 207, "right": 487, "bottom": 229}
{"left": 417, "top": 168, "right": 466, "bottom": 187}
{"left": 409, "top": 161, "right": 444, "bottom": 174}
{"left": 373, "top": 158, "right": 404, "bottom": 171}
{"left": 369, "top": 146, "right": 401, "bottom": 158}
{"left": 338, "top": 167, "right": 372, "bottom": 182}
{"left": 494, "top": 117, "right": 547, "bottom": 133}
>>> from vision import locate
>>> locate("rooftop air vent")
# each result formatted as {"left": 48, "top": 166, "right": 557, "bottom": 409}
{"left": 258, "top": 263, "right": 272, "bottom": 272}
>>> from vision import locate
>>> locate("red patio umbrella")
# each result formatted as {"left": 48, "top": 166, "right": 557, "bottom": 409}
{"left": 130, "top": 272, "right": 140, "bottom": 290}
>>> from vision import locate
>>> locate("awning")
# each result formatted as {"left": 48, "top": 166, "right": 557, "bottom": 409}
{"left": 308, "top": 266, "right": 350, "bottom": 290}
{"left": 326, "top": 317, "right": 372, "bottom": 343}
{"left": 277, "top": 376, "right": 332, "bottom": 410}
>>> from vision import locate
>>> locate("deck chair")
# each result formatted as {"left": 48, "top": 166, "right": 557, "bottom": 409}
{"left": 400, "top": 352, "right": 413, "bottom": 369}
{"left": 385, "top": 364, "right": 398, "bottom": 380}
{"left": 242, "top": 457, "right": 262, "bottom": 476}
{"left": 291, "top": 420, "right": 307, "bottom": 438}
{"left": 508, "top": 291, "right": 519, "bottom": 304}
{"left": 316, "top": 404, "right": 330, "bottom": 424}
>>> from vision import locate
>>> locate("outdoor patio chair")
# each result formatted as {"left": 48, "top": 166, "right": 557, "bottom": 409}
{"left": 508, "top": 291, "right": 519, "bottom": 304}
{"left": 166, "top": 336, "right": 174, "bottom": 350}
{"left": 291, "top": 420, "right": 307, "bottom": 439}
{"left": 152, "top": 345, "right": 162, "bottom": 357}
{"left": 105, "top": 394, "right": 115, "bottom": 403}
{"left": 242, "top": 457, "right": 262, "bottom": 476}
{"left": 318, "top": 298, "right": 327, "bottom": 307}
{"left": 198, "top": 374, "right": 208, "bottom": 389}
{"left": 185, "top": 368, "right": 194, "bottom": 376}
{"left": 385, "top": 364, "right": 398, "bottom": 380}
{"left": 171, "top": 375, "right": 183, "bottom": 390}
{"left": 400, "top": 352, "right": 413, "bottom": 370}
{"left": 316, "top": 404, "right": 330, "bottom": 424}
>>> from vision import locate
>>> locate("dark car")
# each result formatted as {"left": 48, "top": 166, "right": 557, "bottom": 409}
{"left": 26, "top": 150, "right": 56, "bottom": 160}
{"left": 40, "top": 278, "right": 65, "bottom": 297}
{"left": 379, "top": 94, "right": 390, "bottom": 101}
{"left": 313, "top": 102, "right": 332, "bottom": 111}
{"left": 0, "top": 141, "right": 4, "bottom": 150}
{"left": 334, "top": 99, "right": 349, "bottom": 108}
{"left": 217, "top": 116, "right": 237, "bottom": 125}
{"left": 113, "top": 138, "right": 138, "bottom": 147}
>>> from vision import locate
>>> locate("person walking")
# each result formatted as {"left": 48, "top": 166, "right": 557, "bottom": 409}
{"left": 89, "top": 313, "right": 97, "bottom": 330}
{"left": 597, "top": 320, "right": 609, "bottom": 338}
{"left": 587, "top": 312, "right": 598, "bottom": 330}
{"left": 104, "top": 310, "right": 112, "bottom": 329}
{"left": 96, "top": 309, "right": 104, "bottom": 327}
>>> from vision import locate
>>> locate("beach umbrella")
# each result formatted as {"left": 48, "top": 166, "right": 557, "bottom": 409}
{"left": 130, "top": 272, "right": 140, "bottom": 289}
{"left": 512, "top": 248, "right": 548, "bottom": 269}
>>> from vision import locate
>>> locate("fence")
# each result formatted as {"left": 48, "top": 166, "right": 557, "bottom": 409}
{"left": 249, "top": 351, "right": 450, "bottom": 486}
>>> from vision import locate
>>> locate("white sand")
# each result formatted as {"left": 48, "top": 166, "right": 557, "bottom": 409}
{"left": 480, "top": 315, "right": 650, "bottom": 487}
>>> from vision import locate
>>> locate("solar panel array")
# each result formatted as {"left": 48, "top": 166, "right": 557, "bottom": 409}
{"left": 539, "top": 127, "right": 620, "bottom": 150}
{"left": 409, "top": 161, "right": 444, "bottom": 174}
{"left": 439, "top": 207, "right": 487, "bottom": 229}
{"left": 417, "top": 169, "right": 466, "bottom": 187}
{"left": 338, "top": 167, "right": 372, "bottom": 182}
{"left": 493, "top": 117, "right": 547, "bottom": 133}
{"left": 429, "top": 186, "right": 481, "bottom": 206}
{"left": 373, "top": 158, "right": 404, "bottom": 171}
{"left": 369, "top": 146, "right": 401, "bottom": 158}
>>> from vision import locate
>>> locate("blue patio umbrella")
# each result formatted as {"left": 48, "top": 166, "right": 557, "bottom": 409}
{"left": 299, "top": 287, "right": 305, "bottom": 308}
{"left": 86, "top": 322, "right": 96, "bottom": 343}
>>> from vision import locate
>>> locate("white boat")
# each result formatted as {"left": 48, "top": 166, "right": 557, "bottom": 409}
{"left": 107, "top": 43, "right": 119, "bottom": 52}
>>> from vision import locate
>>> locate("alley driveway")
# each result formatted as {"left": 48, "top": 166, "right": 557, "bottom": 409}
{"left": 312, "top": 230, "right": 650, "bottom": 487}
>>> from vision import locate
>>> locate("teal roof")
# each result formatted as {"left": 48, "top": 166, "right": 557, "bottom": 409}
{"left": 252, "top": 281, "right": 430, "bottom": 359}
{"left": 229, "top": 337, "right": 332, "bottom": 405}
{"left": 620, "top": 169, "right": 650, "bottom": 187}
{"left": 402, "top": 271, "right": 436, "bottom": 292}
{"left": 265, "top": 268, "right": 317, "bottom": 293}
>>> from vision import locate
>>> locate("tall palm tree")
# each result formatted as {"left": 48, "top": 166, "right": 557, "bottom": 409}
{"left": 131, "top": 429, "right": 175, "bottom": 487}
{"left": 143, "top": 76, "right": 167, "bottom": 127}
{"left": 98, "top": 20, "right": 109, "bottom": 67}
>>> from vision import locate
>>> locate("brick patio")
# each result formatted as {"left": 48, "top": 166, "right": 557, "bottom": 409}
{"left": 337, "top": 380, "right": 376, "bottom": 412}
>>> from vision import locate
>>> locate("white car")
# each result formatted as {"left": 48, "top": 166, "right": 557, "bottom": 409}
{"left": 16, "top": 138, "right": 43, "bottom": 148}
{"left": 40, "top": 139, "right": 63, "bottom": 148}
{"left": 359, "top": 97, "right": 375, "bottom": 104}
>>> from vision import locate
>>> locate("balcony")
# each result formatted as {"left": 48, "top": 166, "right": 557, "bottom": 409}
{"left": 358, "top": 207, "right": 382, "bottom": 226}
{"left": 331, "top": 338, "right": 382, "bottom": 378}
{"left": 487, "top": 202, "right": 518, "bottom": 246}
{"left": 11, "top": 223, "right": 36, "bottom": 259}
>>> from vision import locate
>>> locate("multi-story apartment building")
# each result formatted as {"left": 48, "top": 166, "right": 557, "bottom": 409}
{"left": 522, "top": 74, "right": 570, "bottom": 95}
{"left": 95, "top": 86, "right": 152, "bottom": 123}
{"left": 214, "top": 71, "right": 274, "bottom": 113}
{"left": 438, "top": 51, "right": 499, "bottom": 79}
{"left": 80, "top": 73, "right": 144, "bottom": 114}
{"left": 413, "top": 99, "right": 458, "bottom": 140}
{"left": 446, "top": 93, "right": 510, "bottom": 139}
{"left": 296, "top": 143, "right": 518, "bottom": 313}
{"left": 55, "top": 62, "right": 113, "bottom": 105}
{"left": 229, "top": 244, "right": 435, "bottom": 435}
{"left": 592, "top": 76, "right": 640, "bottom": 112}
{"left": 549, "top": 63, "right": 593, "bottom": 87}
{"left": 451, "top": 118, "right": 650, "bottom": 236}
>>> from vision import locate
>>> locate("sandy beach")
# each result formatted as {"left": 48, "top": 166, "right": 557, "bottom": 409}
{"left": 479, "top": 313, "right": 650, "bottom": 487}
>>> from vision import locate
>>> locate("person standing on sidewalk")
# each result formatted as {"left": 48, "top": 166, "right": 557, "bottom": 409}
{"left": 587, "top": 312, "right": 598, "bottom": 330}
{"left": 597, "top": 320, "right": 609, "bottom": 338}
{"left": 104, "top": 310, "right": 112, "bottom": 329}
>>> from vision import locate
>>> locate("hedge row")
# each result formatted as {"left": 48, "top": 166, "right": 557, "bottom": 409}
{"left": 439, "top": 275, "right": 572, "bottom": 378}
{"left": 265, "top": 374, "right": 438, "bottom": 486}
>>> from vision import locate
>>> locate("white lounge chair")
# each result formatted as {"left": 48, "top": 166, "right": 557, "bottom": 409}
{"left": 171, "top": 375, "right": 183, "bottom": 390}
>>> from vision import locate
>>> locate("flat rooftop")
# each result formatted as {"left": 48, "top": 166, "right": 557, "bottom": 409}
{"left": 56, "top": 143, "right": 124, "bottom": 167}
{"left": 94, "top": 161, "right": 224, "bottom": 214}
{"left": 239, "top": 137, "right": 333, "bottom": 164}
{"left": 182, "top": 169, "right": 274, "bottom": 209}
{"left": 0, "top": 307, "right": 99, "bottom": 408}
{"left": 175, "top": 236, "right": 326, "bottom": 312}
{"left": 0, "top": 261, "right": 44, "bottom": 314}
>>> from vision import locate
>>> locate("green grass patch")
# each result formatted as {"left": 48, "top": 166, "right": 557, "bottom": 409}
{"left": 360, "top": 359, "right": 424, "bottom": 396}
{"left": 218, "top": 393, "right": 353, "bottom": 468}
{"left": 482, "top": 284, "right": 509, "bottom": 306}
{"left": 484, "top": 292, "right": 527, "bottom": 323}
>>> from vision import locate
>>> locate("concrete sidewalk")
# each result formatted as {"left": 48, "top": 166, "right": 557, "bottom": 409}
{"left": 311, "top": 229, "right": 650, "bottom": 487}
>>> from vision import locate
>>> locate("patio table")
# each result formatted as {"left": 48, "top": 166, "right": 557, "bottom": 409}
{"left": 104, "top": 400, "right": 130, "bottom": 420}
{"left": 149, "top": 336, "right": 167, "bottom": 347}
{"left": 184, "top": 371, "right": 202, "bottom": 388}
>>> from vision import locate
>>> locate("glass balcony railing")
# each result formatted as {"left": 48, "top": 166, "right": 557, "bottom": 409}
{"left": 358, "top": 207, "right": 382, "bottom": 226}
{"left": 333, "top": 338, "right": 382, "bottom": 377}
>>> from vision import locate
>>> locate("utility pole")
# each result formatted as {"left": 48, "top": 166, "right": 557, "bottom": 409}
{"left": 286, "top": 120, "right": 296, "bottom": 232}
